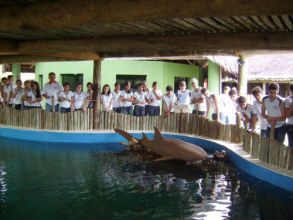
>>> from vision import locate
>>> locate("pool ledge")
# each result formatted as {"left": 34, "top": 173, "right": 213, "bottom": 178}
{"left": 0, "top": 126, "right": 293, "bottom": 192}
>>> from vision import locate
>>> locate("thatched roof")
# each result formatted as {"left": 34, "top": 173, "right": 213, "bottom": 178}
{"left": 208, "top": 53, "right": 293, "bottom": 81}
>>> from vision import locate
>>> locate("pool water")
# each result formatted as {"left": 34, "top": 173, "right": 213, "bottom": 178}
{"left": 0, "top": 137, "right": 293, "bottom": 220}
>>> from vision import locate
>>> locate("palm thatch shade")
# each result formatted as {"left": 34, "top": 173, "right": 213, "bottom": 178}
{"left": 208, "top": 54, "right": 293, "bottom": 81}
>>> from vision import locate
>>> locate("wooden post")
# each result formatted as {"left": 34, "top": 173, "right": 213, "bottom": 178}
{"left": 93, "top": 58, "right": 102, "bottom": 129}
{"left": 237, "top": 55, "right": 247, "bottom": 96}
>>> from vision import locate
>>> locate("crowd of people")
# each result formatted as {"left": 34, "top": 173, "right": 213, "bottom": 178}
{"left": 0, "top": 72, "right": 292, "bottom": 147}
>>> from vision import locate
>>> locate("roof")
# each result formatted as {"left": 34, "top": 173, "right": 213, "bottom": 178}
{"left": 1, "top": 1, "right": 293, "bottom": 63}
{"left": 208, "top": 53, "right": 293, "bottom": 81}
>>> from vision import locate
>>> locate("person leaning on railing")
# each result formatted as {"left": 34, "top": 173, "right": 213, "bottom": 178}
{"left": 148, "top": 81, "right": 162, "bottom": 116}
{"left": 236, "top": 96, "right": 253, "bottom": 129}
{"left": 285, "top": 83, "right": 293, "bottom": 147}
{"left": 261, "top": 82, "right": 286, "bottom": 143}
{"left": 58, "top": 82, "right": 74, "bottom": 113}
{"left": 163, "top": 85, "right": 176, "bottom": 117}
{"left": 201, "top": 88, "right": 219, "bottom": 121}
{"left": 73, "top": 83, "right": 87, "bottom": 112}
{"left": 13, "top": 79, "right": 24, "bottom": 110}
{"left": 120, "top": 81, "right": 133, "bottom": 115}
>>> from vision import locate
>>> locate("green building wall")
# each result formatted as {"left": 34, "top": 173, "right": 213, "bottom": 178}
{"left": 35, "top": 60, "right": 199, "bottom": 92}
{"left": 208, "top": 60, "right": 221, "bottom": 95}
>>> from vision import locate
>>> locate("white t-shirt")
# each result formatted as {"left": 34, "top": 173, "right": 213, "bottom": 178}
{"left": 285, "top": 96, "right": 293, "bottom": 125}
{"left": 237, "top": 104, "right": 253, "bottom": 119}
{"left": 191, "top": 89, "right": 207, "bottom": 112}
{"left": 101, "top": 93, "right": 113, "bottom": 111}
{"left": 163, "top": 94, "right": 177, "bottom": 112}
{"left": 43, "top": 82, "right": 63, "bottom": 106}
{"left": 149, "top": 90, "right": 162, "bottom": 107}
{"left": 23, "top": 89, "right": 31, "bottom": 107}
{"left": 208, "top": 94, "right": 217, "bottom": 113}
{"left": 27, "top": 90, "right": 41, "bottom": 107}
{"left": 14, "top": 87, "right": 24, "bottom": 105}
{"left": 73, "top": 92, "right": 86, "bottom": 110}
{"left": 4, "top": 83, "right": 16, "bottom": 104}
{"left": 59, "top": 91, "right": 74, "bottom": 108}
{"left": 252, "top": 100, "right": 267, "bottom": 130}
{"left": 177, "top": 90, "right": 191, "bottom": 105}
{"left": 120, "top": 90, "right": 133, "bottom": 107}
{"left": 134, "top": 91, "right": 146, "bottom": 107}
{"left": 220, "top": 94, "right": 233, "bottom": 115}
{"left": 111, "top": 91, "right": 122, "bottom": 108}
{"left": 263, "top": 95, "right": 286, "bottom": 128}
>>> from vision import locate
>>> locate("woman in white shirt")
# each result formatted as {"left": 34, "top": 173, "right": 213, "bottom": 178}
{"left": 149, "top": 81, "right": 162, "bottom": 116}
{"left": 85, "top": 82, "right": 94, "bottom": 109}
{"left": 163, "top": 85, "right": 176, "bottom": 116}
{"left": 26, "top": 81, "right": 42, "bottom": 109}
{"left": 23, "top": 80, "right": 31, "bottom": 110}
{"left": 73, "top": 83, "right": 87, "bottom": 111}
{"left": 100, "top": 84, "right": 113, "bottom": 112}
{"left": 59, "top": 82, "right": 74, "bottom": 113}
{"left": 133, "top": 83, "right": 146, "bottom": 116}
{"left": 176, "top": 81, "right": 191, "bottom": 105}
{"left": 13, "top": 79, "right": 24, "bottom": 110}
{"left": 112, "top": 82, "right": 122, "bottom": 113}
{"left": 120, "top": 81, "right": 133, "bottom": 115}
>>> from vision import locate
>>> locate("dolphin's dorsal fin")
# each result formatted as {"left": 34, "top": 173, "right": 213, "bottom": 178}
{"left": 140, "top": 132, "right": 149, "bottom": 144}
{"left": 154, "top": 127, "right": 163, "bottom": 140}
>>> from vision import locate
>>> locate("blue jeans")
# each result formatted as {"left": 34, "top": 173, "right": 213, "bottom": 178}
{"left": 148, "top": 106, "right": 160, "bottom": 116}
{"left": 260, "top": 129, "right": 267, "bottom": 138}
{"left": 134, "top": 105, "right": 145, "bottom": 117}
{"left": 145, "top": 105, "right": 150, "bottom": 116}
{"left": 113, "top": 107, "right": 122, "bottom": 113}
{"left": 287, "top": 124, "right": 293, "bottom": 147}
{"left": 29, "top": 106, "right": 41, "bottom": 109}
{"left": 122, "top": 106, "right": 133, "bottom": 115}
{"left": 266, "top": 125, "right": 286, "bottom": 143}
{"left": 60, "top": 107, "right": 71, "bottom": 113}
{"left": 46, "top": 103, "right": 59, "bottom": 112}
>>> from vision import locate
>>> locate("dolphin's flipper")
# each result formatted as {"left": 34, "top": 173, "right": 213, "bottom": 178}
{"left": 154, "top": 127, "right": 163, "bottom": 140}
{"left": 114, "top": 128, "right": 139, "bottom": 144}
{"left": 154, "top": 156, "right": 174, "bottom": 162}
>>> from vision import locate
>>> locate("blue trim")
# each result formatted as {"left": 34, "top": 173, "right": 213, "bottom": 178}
{"left": 0, "top": 127, "right": 293, "bottom": 192}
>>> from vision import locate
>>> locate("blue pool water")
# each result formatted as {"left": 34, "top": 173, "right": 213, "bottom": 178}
{"left": 0, "top": 137, "right": 293, "bottom": 220}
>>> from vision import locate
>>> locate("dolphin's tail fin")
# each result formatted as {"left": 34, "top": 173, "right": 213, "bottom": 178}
{"left": 114, "top": 128, "right": 139, "bottom": 145}
{"left": 154, "top": 127, "right": 163, "bottom": 140}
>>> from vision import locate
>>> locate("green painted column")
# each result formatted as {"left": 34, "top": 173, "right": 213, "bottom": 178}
{"left": 12, "top": 63, "right": 21, "bottom": 79}
{"left": 208, "top": 60, "right": 220, "bottom": 95}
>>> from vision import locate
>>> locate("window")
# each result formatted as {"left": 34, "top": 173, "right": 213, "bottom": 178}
{"left": 38, "top": 75, "right": 43, "bottom": 90}
{"left": 174, "top": 77, "right": 189, "bottom": 93}
{"left": 61, "top": 74, "right": 83, "bottom": 90}
{"left": 116, "top": 75, "right": 146, "bottom": 91}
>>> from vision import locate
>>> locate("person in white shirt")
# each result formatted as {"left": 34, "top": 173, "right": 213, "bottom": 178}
{"left": 201, "top": 88, "right": 219, "bottom": 121}
{"left": 85, "top": 82, "right": 94, "bottom": 109}
{"left": 285, "top": 83, "right": 293, "bottom": 147}
{"left": 176, "top": 81, "right": 191, "bottom": 106}
{"left": 236, "top": 96, "right": 253, "bottom": 129}
{"left": 112, "top": 82, "right": 122, "bottom": 113}
{"left": 59, "top": 82, "right": 73, "bottom": 113}
{"left": 251, "top": 86, "right": 267, "bottom": 137}
{"left": 100, "top": 84, "right": 113, "bottom": 112}
{"left": 219, "top": 86, "right": 231, "bottom": 124}
{"left": 23, "top": 80, "right": 31, "bottom": 110}
{"left": 4, "top": 75, "right": 16, "bottom": 107}
{"left": 73, "top": 83, "right": 87, "bottom": 111}
{"left": 261, "top": 82, "right": 286, "bottom": 143}
{"left": 26, "top": 81, "right": 42, "bottom": 109}
{"left": 133, "top": 83, "right": 146, "bottom": 116}
{"left": 163, "top": 85, "right": 177, "bottom": 116}
{"left": 148, "top": 81, "right": 162, "bottom": 116}
{"left": 120, "top": 81, "right": 133, "bottom": 115}
{"left": 142, "top": 81, "right": 151, "bottom": 115}
{"left": 13, "top": 79, "right": 24, "bottom": 110}
{"left": 43, "top": 72, "right": 63, "bottom": 112}
{"left": 191, "top": 87, "right": 207, "bottom": 117}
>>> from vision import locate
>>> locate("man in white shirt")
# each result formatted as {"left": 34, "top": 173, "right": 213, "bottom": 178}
{"left": 261, "top": 82, "right": 286, "bottom": 143}
{"left": 43, "top": 72, "right": 63, "bottom": 112}
{"left": 236, "top": 96, "right": 253, "bottom": 129}
{"left": 142, "top": 81, "right": 151, "bottom": 115}
{"left": 133, "top": 83, "right": 146, "bottom": 116}
{"left": 148, "top": 81, "right": 162, "bottom": 116}
{"left": 112, "top": 82, "right": 122, "bottom": 113}
{"left": 285, "top": 83, "right": 293, "bottom": 147}
{"left": 251, "top": 86, "right": 267, "bottom": 137}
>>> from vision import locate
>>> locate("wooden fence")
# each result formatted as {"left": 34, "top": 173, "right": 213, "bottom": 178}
{"left": 0, "top": 107, "right": 292, "bottom": 173}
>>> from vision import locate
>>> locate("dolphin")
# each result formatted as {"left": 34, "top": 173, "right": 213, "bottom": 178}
{"left": 114, "top": 127, "right": 208, "bottom": 163}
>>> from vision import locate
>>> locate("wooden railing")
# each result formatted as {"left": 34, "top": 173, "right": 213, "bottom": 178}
{"left": 0, "top": 107, "right": 292, "bottom": 173}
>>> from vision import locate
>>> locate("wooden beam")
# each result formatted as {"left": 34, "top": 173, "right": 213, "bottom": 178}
{"left": 0, "top": 55, "right": 81, "bottom": 64}
{"left": 0, "top": 0, "right": 293, "bottom": 32}
{"left": 0, "top": 40, "right": 18, "bottom": 55}
{"left": 18, "top": 32, "right": 293, "bottom": 56}
{"left": 27, "top": 52, "right": 100, "bottom": 61}
{"left": 93, "top": 59, "right": 102, "bottom": 129}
